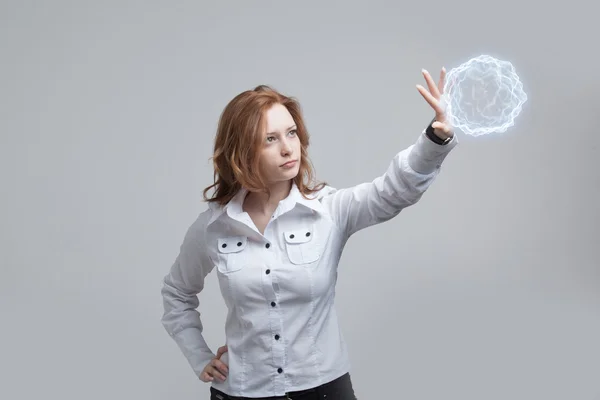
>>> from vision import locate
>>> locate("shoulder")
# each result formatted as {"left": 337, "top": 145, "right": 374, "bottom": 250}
{"left": 183, "top": 207, "right": 214, "bottom": 243}
{"left": 312, "top": 184, "right": 338, "bottom": 201}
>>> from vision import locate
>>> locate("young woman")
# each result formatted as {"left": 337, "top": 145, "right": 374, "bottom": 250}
{"left": 161, "top": 68, "right": 458, "bottom": 399}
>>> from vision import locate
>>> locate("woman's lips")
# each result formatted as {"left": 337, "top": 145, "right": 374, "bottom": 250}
{"left": 281, "top": 160, "right": 297, "bottom": 168}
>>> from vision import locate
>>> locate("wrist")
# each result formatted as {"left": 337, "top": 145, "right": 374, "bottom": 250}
{"left": 425, "top": 117, "right": 452, "bottom": 145}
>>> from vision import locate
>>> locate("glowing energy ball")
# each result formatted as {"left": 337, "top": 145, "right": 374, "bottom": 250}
{"left": 440, "top": 54, "right": 528, "bottom": 137}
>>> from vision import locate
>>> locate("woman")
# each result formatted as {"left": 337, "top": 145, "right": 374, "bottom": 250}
{"left": 161, "top": 68, "right": 458, "bottom": 399}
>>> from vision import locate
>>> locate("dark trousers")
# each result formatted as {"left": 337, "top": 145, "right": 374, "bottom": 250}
{"left": 209, "top": 372, "right": 358, "bottom": 400}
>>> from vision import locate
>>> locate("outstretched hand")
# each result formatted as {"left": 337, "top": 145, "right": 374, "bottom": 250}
{"left": 416, "top": 68, "right": 454, "bottom": 140}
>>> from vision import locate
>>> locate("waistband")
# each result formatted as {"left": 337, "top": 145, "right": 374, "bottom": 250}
{"left": 210, "top": 372, "right": 352, "bottom": 400}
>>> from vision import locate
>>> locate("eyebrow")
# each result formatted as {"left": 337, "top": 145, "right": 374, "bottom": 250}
{"left": 266, "top": 125, "right": 296, "bottom": 136}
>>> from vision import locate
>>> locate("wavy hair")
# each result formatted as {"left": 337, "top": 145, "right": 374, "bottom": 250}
{"left": 202, "top": 85, "right": 326, "bottom": 206}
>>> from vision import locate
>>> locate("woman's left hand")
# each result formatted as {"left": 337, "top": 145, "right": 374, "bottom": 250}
{"left": 416, "top": 68, "right": 454, "bottom": 140}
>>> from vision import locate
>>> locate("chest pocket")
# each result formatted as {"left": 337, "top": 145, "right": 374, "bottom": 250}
{"left": 215, "top": 235, "right": 248, "bottom": 273}
{"left": 283, "top": 226, "right": 320, "bottom": 265}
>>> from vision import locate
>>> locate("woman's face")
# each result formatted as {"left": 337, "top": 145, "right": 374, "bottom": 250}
{"left": 257, "top": 103, "right": 301, "bottom": 185}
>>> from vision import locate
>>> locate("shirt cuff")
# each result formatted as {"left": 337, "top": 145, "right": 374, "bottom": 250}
{"left": 407, "top": 130, "right": 458, "bottom": 175}
{"left": 171, "top": 327, "right": 216, "bottom": 378}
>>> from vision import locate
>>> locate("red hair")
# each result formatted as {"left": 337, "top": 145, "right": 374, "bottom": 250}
{"left": 202, "top": 85, "right": 326, "bottom": 206}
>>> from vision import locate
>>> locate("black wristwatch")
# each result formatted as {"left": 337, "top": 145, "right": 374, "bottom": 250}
{"left": 425, "top": 118, "right": 452, "bottom": 145}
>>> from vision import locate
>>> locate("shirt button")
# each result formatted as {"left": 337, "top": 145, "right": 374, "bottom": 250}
{"left": 265, "top": 243, "right": 270, "bottom": 249}
{"left": 275, "top": 334, "right": 280, "bottom": 340}
{"left": 271, "top": 301, "right": 276, "bottom": 307}
{"left": 277, "top": 368, "right": 283, "bottom": 373}
{"left": 266, "top": 269, "right": 271, "bottom": 274}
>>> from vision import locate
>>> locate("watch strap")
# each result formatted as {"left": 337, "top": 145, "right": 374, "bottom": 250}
{"left": 425, "top": 118, "right": 451, "bottom": 145}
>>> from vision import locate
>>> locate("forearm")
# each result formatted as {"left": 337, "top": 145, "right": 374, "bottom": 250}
{"left": 322, "top": 126, "right": 458, "bottom": 237}
{"left": 408, "top": 124, "right": 458, "bottom": 174}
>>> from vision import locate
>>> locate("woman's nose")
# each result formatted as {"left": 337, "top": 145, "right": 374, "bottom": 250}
{"left": 281, "top": 140, "right": 292, "bottom": 155}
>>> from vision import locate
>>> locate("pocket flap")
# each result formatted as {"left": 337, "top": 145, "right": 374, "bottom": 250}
{"left": 217, "top": 236, "right": 247, "bottom": 253}
{"left": 283, "top": 227, "right": 314, "bottom": 244}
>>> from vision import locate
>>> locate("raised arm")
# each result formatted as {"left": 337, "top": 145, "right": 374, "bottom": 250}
{"left": 320, "top": 68, "right": 458, "bottom": 238}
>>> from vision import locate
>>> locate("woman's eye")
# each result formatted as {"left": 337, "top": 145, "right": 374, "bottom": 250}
{"left": 288, "top": 130, "right": 297, "bottom": 136}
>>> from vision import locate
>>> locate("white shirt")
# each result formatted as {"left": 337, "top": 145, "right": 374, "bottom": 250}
{"left": 161, "top": 131, "right": 458, "bottom": 397}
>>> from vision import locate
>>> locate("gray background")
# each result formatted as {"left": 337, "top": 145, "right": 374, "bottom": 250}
{"left": 1, "top": 1, "right": 599, "bottom": 399}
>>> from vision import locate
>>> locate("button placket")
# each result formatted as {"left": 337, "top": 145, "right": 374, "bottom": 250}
{"left": 268, "top": 296, "right": 286, "bottom": 386}
{"left": 260, "top": 233, "right": 285, "bottom": 386}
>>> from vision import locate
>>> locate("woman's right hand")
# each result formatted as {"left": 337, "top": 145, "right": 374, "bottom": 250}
{"left": 200, "top": 345, "right": 228, "bottom": 383}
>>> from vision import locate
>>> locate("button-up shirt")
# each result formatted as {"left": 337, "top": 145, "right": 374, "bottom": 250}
{"left": 161, "top": 131, "right": 458, "bottom": 397}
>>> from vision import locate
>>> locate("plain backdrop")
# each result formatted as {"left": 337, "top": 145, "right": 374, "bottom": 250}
{"left": 1, "top": 1, "right": 599, "bottom": 399}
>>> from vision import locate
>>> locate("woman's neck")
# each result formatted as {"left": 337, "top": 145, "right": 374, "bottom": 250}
{"left": 243, "top": 180, "right": 292, "bottom": 216}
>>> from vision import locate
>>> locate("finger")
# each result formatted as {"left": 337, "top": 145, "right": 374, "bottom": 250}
{"left": 200, "top": 371, "right": 214, "bottom": 382}
{"left": 203, "top": 365, "right": 225, "bottom": 382}
{"left": 416, "top": 84, "right": 444, "bottom": 115}
{"left": 216, "top": 345, "right": 228, "bottom": 358}
{"left": 422, "top": 69, "right": 441, "bottom": 99}
{"left": 212, "top": 358, "right": 229, "bottom": 374}
{"left": 209, "top": 366, "right": 227, "bottom": 382}
{"left": 438, "top": 67, "right": 446, "bottom": 94}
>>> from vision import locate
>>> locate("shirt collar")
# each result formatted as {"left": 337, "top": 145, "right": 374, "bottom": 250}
{"left": 207, "top": 181, "right": 327, "bottom": 227}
